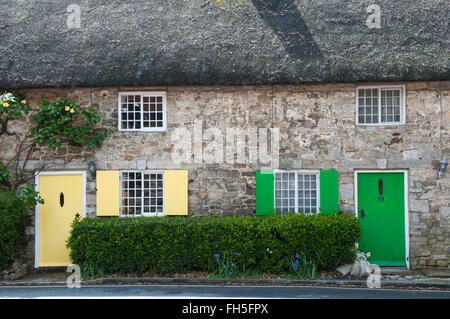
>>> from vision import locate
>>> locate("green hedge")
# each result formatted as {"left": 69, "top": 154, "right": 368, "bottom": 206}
{"left": 0, "top": 189, "right": 25, "bottom": 271}
{"left": 67, "top": 213, "right": 360, "bottom": 276}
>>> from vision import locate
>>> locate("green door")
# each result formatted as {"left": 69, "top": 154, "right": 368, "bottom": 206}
{"left": 357, "top": 172, "right": 406, "bottom": 266}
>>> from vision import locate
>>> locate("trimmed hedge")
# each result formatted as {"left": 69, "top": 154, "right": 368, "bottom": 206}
{"left": 0, "top": 190, "right": 24, "bottom": 271}
{"left": 67, "top": 213, "right": 360, "bottom": 276}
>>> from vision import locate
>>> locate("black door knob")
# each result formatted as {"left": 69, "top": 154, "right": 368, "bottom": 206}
{"left": 361, "top": 209, "right": 365, "bottom": 218}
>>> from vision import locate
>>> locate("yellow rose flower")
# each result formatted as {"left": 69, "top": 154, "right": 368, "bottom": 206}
{"left": 65, "top": 106, "right": 70, "bottom": 111}
{"left": 21, "top": 100, "right": 27, "bottom": 104}
{"left": 3, "top": 102, "right": 9, "bottom": 107}
{"left": 70, "top": 108, "right": 75, "bottom": 113}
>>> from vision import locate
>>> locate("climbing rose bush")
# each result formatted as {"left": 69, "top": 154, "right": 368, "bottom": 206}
{"left": 0, "top": 92, "right": 31, "bottom": 123}
{"left": 31, "top": 99, "right": 111, "bottom": 150}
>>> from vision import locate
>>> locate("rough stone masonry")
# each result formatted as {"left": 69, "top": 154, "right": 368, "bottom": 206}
{"left": 1, "top": 81, "right": 449, "bottom": 270}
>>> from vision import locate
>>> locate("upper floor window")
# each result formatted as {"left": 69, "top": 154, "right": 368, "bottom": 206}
{"left": 356, "top": 86, "right": 405, "bottom": 125}
{"left": 118, "top": 92, "right": 167, "bottom": 131}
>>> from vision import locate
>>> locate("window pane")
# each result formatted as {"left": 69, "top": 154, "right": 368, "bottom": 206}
{"left": 121, "top": 171, "right": 164, "bottom": 216}
{"left": 274, "top": 171, "right": 296, "bottom": 212}
{"left": 372, "top": 98, "right": 378, "bottom": 106}
{"left": 358, "top": 88, "right": 380, "bottom": 124}
{"left": 297, "top": 173, "right": 319, "bottom": 214}
{"left": 381, "top": 89, "right": 402, "bottom": 123}
{"left": 120, "top": 94, "right": 144, "bottom": 130}
{"left": 289, "top": 180, "right": 295, "bottom": 189}
{"left": 142, "top": 95, "right": 165, "bottom": 130}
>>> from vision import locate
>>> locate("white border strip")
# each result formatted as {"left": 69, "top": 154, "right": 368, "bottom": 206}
{"left": 34, "top": 171, "right": 87, "bottom": 268}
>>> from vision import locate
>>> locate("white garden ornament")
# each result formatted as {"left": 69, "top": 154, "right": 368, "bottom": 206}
{"left": 336, "top": 251, "right": 373, "bottom": 277}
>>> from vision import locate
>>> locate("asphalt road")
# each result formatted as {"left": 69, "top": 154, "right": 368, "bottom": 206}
{"left": 0, "top": 285, "right": 449, "bottom": 299}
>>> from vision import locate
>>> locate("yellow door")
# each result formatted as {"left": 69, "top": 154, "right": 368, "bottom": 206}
{"left": 38, "top": 174, "right": 83, "bottom": 267}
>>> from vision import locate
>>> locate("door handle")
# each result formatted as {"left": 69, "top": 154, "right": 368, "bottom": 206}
{"left": 360, "top": 209, "right": 365, "bottom": 218}
{"left": 60, "top": 192, "right": 64, "bottom": 207}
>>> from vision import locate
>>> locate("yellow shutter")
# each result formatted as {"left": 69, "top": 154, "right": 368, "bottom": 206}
{"left": 96, "top": 171, "right": 120, "bottom": 216}
{"left": 164, "top": 170, "right": 188, "bottom": 215}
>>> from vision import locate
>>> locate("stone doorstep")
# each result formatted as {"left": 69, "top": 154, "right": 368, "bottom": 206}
{"left": 380, "top": 267, "right": 415, "bottom": 276}
{"left": 420, "top": 269, "right": 450, "bottom": 278}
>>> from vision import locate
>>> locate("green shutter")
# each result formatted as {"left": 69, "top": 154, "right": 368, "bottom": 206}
{"left": 320, "top": 170, "right": 339, "bottom": 215}
{"left": 256, "top": 170, "right": 274, "bottom": 215}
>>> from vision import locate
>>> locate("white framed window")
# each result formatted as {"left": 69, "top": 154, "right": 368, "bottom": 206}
{"left": 118, "top": 92, "right": 167, "bottom": 131}
{"left": 274, "top": 170, "right": 320, "bottom": 214}
{"left": 120, "top": 171, "right": 164, "bottom": 217}
{"left": 356, "top": 85, "right": 405, "bottom": 125}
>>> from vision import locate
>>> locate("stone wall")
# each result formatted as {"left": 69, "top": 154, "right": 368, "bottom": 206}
{"left": 1, "top": 81, "right": 448, "bottom": 269}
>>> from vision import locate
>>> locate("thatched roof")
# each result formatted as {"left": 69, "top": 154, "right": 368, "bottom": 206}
{"left": 1, "top": 0, "right": 448, "bottom": 89}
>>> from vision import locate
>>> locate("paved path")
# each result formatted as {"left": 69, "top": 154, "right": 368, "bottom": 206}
{"left": 0, "top": 285, "right": 449, "bottom": 299}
